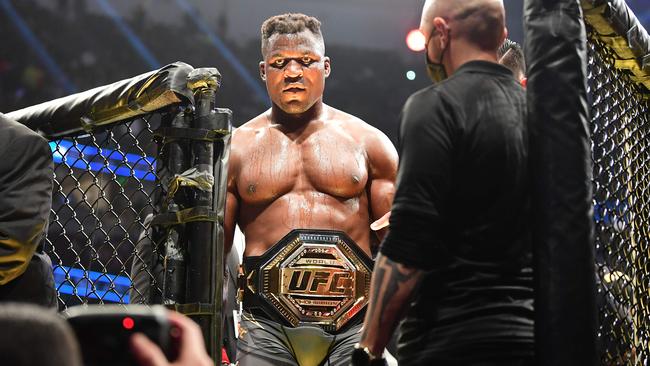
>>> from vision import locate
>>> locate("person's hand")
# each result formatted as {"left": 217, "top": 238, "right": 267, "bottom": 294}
{"left": 370, "top": 211, "right": 391, "bottom": 231}
{"left": 130, "top": 310, "right": 213, "bottom": 366}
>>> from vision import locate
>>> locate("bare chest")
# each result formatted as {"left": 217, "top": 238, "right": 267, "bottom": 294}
{"left": 236, "top": 131, "right": 368, "bottom": 203}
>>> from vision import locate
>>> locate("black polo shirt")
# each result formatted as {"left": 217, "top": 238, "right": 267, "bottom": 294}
{"left": 380, "top": 61, "right": 533, "bottom": 363}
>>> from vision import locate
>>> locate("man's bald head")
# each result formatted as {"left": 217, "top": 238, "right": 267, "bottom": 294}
{"left": 420, "top": 0, "right": 506, "bottom": 52}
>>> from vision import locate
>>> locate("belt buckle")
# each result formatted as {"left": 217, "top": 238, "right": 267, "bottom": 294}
{"left": 251, "top": 229, "right": 373, "bottom": 333}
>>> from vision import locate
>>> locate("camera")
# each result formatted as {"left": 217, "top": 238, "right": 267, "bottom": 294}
{"left": 65, "top": 305, "right": 178, "bottom": 366}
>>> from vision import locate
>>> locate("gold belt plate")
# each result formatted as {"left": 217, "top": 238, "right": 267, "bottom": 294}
{"left": 256, "top": 230, "right": 373, "bottom": 332}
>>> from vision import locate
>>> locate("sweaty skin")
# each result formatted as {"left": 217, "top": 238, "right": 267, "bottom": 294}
{"left": 225, "top": 30, "right": 397, "bottom": 258}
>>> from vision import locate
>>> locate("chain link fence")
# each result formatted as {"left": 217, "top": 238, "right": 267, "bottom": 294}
{"left": 588, "top": 33, "right": 650, "bottom": 365}
{"left": 47, "top": 114, "right": 165, "bottom": 309}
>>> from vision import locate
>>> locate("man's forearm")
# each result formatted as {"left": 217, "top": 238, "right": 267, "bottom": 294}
{"left": 359, "top": 253, "right": 424, "bottom": 355}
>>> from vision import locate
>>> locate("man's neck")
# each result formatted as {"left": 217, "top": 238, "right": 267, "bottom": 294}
{"left": 269, "top": 101, "right": 327, "bottom": 134}
{"left": 445, "top": 39, "right": 499, "bottom": 75}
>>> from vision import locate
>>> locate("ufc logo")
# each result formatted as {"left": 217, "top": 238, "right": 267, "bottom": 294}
{"left": 284, "top": 269, "right": 353, "bottom": 295}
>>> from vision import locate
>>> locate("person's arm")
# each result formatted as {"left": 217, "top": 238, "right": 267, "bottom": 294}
{"left": 365, "top": 128, "right": 398, "bottom": 242}
{"left": 223, "top": 131, "right": 241, "bottom": 256}
{"left": 0, "top": 121, "right": 53, "bottom": 285}
{"left": 224, "top": 186, "right": 239, "bottom": 256}
{"left": 358, "top": 253, "right": 424, "bottom": 356}
{"left": 130, "top": 310, "right": 213, "bottom": 366}
{"left": 357, "top": 89, "right": 455, "bottom": 358}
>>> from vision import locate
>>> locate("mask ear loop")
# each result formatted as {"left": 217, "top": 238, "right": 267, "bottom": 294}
{"left": 424, "top": 25, "right": 450, "bottom": 83}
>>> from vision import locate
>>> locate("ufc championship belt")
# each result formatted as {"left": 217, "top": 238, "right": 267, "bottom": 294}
{"left": 239, "top": 229, "right": 373, "bottom": 333}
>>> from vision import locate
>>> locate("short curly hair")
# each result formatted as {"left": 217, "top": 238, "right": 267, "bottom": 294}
{"left": 260, "top": 13, "right": 324, "bottom": 56}
{"left": 498, "top": 39, "right": 525, "bottom": 78}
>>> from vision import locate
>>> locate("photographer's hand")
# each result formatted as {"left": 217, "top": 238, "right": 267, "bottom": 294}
{"left": 131, "top": 310, "right": 213, "bottom": 366}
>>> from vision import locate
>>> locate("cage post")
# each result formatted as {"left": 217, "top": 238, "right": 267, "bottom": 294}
{"left": 160, "top": 108, "right": 193, "bottom": 305}
{"left": 210, "top": 106, "right": 232, "bottom": 365}
{"left": 184, "top": 68, "right": 229, "bottom": 364}
{"left": 525, "top": 0, "right": 598, "bottom": 363}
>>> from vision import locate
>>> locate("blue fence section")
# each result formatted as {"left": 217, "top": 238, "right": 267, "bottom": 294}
{"left": 50, "top": 140, "right": 157, "bottom": 181}
{"left": 54, "top": 265, "right": 131, "bottom": 303}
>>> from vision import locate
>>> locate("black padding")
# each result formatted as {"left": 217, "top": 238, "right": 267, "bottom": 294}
{"left": 603, "top": 0, "right": 650, "bottom": 60}
{"left": 524, "top": 0, "right": 598, "bottom": 364}
{"left": 7, "top": 62, "right": 195, "bottom": 139}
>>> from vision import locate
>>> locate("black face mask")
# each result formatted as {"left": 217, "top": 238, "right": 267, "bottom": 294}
{"left": 425, "top": 31, "right": 449, "bottom": 83}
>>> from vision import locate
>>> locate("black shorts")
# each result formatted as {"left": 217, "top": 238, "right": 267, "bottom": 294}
{"left": 236, "top": 311, "right": 361, "bottom": 366}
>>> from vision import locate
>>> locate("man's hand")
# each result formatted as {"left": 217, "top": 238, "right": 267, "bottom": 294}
{"left": 370, "top": 211, "right": 391, "bottom": 231}
{"left": 130, "top": 310, "right": 213, "bottom": 366}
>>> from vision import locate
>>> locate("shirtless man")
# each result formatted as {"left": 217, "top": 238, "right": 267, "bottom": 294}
{"left": 225, "top": 13, "right": 397, "bottom": 366}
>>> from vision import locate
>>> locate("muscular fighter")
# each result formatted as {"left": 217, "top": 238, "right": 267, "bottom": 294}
{"left": 225, "top": 13, "right": 398, "bottom": 366}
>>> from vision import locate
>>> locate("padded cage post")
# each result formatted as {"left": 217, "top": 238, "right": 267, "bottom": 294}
{"left": 6, "top": 62, "right": 233, "bottom": 365}
{"left": 159, "top": 108, "right": 193, "bottom": 305}
{"left": 151, "top": 68, "right": 232, "bottom": 365}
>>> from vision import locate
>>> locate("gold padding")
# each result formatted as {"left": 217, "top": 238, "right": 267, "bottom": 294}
{"left": 582, "top": 1, "right": 650, "bottom": 93}
{"left": 0, "top": 222, "right": 45, "bottom": 285}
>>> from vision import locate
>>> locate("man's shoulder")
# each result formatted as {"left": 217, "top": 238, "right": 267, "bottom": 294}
{"left": 1, "top": 113, "right": 39, "bottom": 137}
{"left": 0, "top": 113, "right": 49, "bottom": 150}
{"left": 233, "top": 112, "right": 270, "bottom": 138}
{"left": 0, "top": 114, "right": 51, "bottom": 176}
{"left": 239, "top": 112, "right": 270, "bottom": 130}
{"left": 326, "top": 105, "right": 383, "bottom": 137}
{"left": 402, "top": 84, "right": 444, "bottom": 115}
{"left": 325, "top": 106, "right": 395, "bottom": 160}
{"left": 409, "top": 83, "right": 443, "bottom": 101}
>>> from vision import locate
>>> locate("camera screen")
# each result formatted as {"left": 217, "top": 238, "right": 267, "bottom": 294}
{"left": 66, "top": 306, "right": 173, "bottom": 366}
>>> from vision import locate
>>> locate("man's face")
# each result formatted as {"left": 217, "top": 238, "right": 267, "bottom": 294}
{"left": 260, "top": 30, "right": 330, "bottom": 114}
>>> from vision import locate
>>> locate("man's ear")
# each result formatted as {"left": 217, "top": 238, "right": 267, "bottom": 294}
{"left": 259, "top": 61, "right": 266, "bottom": 81}
{"left": 433, "top": 17, "right": 449, "bottom": 47}
{"left": 323, "top": 57, "right": 331, "bottom": 78}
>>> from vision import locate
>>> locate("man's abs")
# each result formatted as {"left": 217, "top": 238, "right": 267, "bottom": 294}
{"left": 239, "top": 191, "right": 372, "bottom": 257}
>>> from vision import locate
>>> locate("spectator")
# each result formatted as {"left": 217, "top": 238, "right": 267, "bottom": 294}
{"left": 130, "top": 310, "right": 213, "bottom": 366}
{"left": 0, "top": 303, "right": 82, "bottom": 366}
{"left": 0, "top": 113, "right": 56, "bottom": 307}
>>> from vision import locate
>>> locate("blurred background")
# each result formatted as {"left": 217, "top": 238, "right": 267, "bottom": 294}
{"left": 1, "top": 0, "right": 648, "bottom": 142}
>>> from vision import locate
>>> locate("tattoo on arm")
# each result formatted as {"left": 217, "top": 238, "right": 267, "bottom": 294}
{"left": 361, "top": 259, "right": 387, "bottom": 340}
{"left": 360, "top": 254, "right": 424, "bottom": 350}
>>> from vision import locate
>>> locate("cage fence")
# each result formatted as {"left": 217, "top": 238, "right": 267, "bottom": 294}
{"left": 47, "top": 113, "right": 164, "bottom": 308}
{"left": 588, "top": 33, "right": 650, "bottom": 365}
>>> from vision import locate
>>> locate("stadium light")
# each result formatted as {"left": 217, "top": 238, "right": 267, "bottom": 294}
{"left": 406, "top": 29, "right": 426, "bottom": 52}
{"left": 406, "top": 70, "right": 416, "bottom": 80}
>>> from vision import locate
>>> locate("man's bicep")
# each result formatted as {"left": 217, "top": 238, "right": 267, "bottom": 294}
{"left": 368, "top": 178, "right": 394, "bottom": 242}
{"left": 369, "top": 177, "right": 395, "bottom": 217}
{"left": 366, "top": 130, "right": 398, "bottom": 240}
{"left": 224, "top": 131, "right": 241, "bottom": 256}
{"left": 223, "top": 185, "right": 239, "bottom": 256}
{"left": 367, "top": 130, "right": 398, "bottom": 208}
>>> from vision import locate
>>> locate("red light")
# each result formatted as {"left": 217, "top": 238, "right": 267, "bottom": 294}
{"left": 122, "top": 317, "right": 135, "bottom": 330}
{"left": 406, "top": 29, "right": 426, "bottom": 52}
{"left": 521, "top": 77, "right": 528, "bottom": 88}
